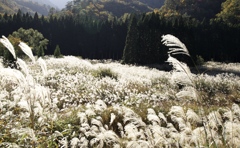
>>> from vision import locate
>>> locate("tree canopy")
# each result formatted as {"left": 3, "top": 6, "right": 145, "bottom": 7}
{"left": 160, "top": 0, "right": 225, "bottom": 21}
{"left": 11, "top": 28, "right": 49, "bottom": 55}
{"left": 216, "top": 0, "right": 240, "bottom": 26}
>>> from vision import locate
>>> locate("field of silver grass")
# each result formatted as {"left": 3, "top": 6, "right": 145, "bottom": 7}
{"left": 1, "top": 35, "right": 240, "bottom": 147}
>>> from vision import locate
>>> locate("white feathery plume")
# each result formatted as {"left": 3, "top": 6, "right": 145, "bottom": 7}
{"left": 186, "top": 109, "right": 201, "bottom": 125}
{"left": 110, "top": 113, "right": 116, "bottom": 126}
{"left": 168, "top": 123, "right": 178, "bottom": 133}
{"left": 78, "top": 112, "right": 88, "bottom": 124}
{"left": 161, "top": 34, "right": 190, "bottom": 56}
{"left": 70, "top": 137, "right": 80, "bottom": 148}
{"left": 123, "top": 107, "right": 146, "bottom": 127}
{"left": 207, "top": 111, "right": 222, "bottom": 130}
{"left": 59, "top": 137, "right": 68, "bottom": 148}
{"left": 90, "top": 138, "right": 103, "bottom": 148}
{"left": 99, "top": 130, "right": 119, "bottom": 145}
{"left": 53, "top": 131, "right": 63, "bottom": 138}
{"left": 223, "top": 110, "right": 233, "bottom": 122}
{"left": 17, "top": 98, "right": 33, "bottom": 114}
{"left": 18, "top": 42, "right": 35, "bottom": 63}
{"left": 34, "top": 102, "right": 43, "bottom": 116}
{"left": 91, "top": 125, "right": 100, "bottom": 134}
{"left": 124, "top": 123, "right": 139, "bottom": 140}
{"left": 167, "top": 56, "right": 193, "bottom": 86}
{"left": 79, "top": 136, "right": 89, "bottom": 148}
{"left": 147, "top": 108, "right": 156, "bottom": 115}
{"left": 176, "top": 86, "right": 198, "bottom": 100}
{"left": 0, "top": 68, "right": 26, "bottom": 87}
{"left": 10, "top": 128, "right": 37, "bottom": 142}
{"left": 126, "top": 140, "right": 149, "bottom": 148}
{"left": 147, "top": 124, "right": 167, "bottom": 144}
{"left": 37, "top": 57, "right": 47, "bottom": 76}
{"left": 0, "top": 35, "right": 16, "bottom": 59}
{"left": 0, "top": 142, "right": 20, "bottom": 148}
{"left": 147, "top": 108, "right": 161, "bottom": 125}
{"left": 16, "top": 58, "right": 29, "bottom": 76}
{"left": 94, "top": 99, "right": 107, "bottom": 112}
{"left": 91, "top": 118, "right": 103, "bottom": 128}
{"left": 232, "top": 103, "right": 240, "bottom": 122}
{"left": 223, "top": 121, "right": 240, "bottom": 147}
{"left": 0, "top": 62, "right": 3, "bottom": 69}
{"left": 179, "top": 127, "right": 193, "bottom": 147}
{"left": 158, "top": 112, "right": 167, "bottom": 125}
{"left": 168, "top": 106, "right": 185, "bottom": 119}
{"left": 191, "top": 127, "right": 206, "bottom": 147}
{"left": 80, "top": 123, "right": 90, "bottom": 133}
{"left": 117, "top": 122, "right": 124, "bottom": 137}
{"left": 85, "top": 108, "right": 96, "bottom": 117}
{"left": 90, "top": 130, "right": 119, "bottom": 148}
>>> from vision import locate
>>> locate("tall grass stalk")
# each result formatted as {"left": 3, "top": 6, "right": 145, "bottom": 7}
{"left": 0, "top": 35, "right": 16, "bottom": 59}
{"left": 162, "top": 34, "right": 223, "bottom": 148}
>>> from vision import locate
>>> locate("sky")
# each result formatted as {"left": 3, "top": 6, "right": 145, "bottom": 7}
{"left": 49, "top": 0, "right": 69, "bottom": 9}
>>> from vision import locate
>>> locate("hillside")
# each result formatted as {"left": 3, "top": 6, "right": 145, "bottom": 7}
{"left": 0, "top": 0, "right": 56, "bottom": 15}
{"left": 62, "top": 0, "right": 164, "bottom": 19}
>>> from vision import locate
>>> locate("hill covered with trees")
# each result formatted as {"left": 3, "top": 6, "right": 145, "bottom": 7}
{"left": 59, "top": 0, "right": 164, "bottom": 20}
{"left": 0, "top": 0, "right": 55, "bottom": 15}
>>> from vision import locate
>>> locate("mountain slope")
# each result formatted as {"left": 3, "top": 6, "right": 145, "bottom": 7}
{"left": 0, "top": 0, "right": 56, "bottom": 15}
{"left": 62, "top": 0, "right": 164, "bottom": 19}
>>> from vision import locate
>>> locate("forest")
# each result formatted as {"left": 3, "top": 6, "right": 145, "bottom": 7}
{"left": 0, "top": 0, "right": 240, "bottom": 65}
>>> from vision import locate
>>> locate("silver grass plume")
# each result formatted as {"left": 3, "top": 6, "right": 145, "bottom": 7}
{"left": 0, "top": 35, "right": 16, "bottom": 59}
{"left": 0, "top": 142, "right": 20, "bottom": 148}
{"left": 70, "top": 137, "right": 80, "bottom": 148}
{"left": 10, "top": 128, "right": 37, "bottom": 143}
{"left": 126, "top": 140, "right": 149, "bottom": 148}
{"left": 161, "top": 34, "right": 190, "bottom": 56}
{"left": 0, "top": 68, "right": 26, "bottom": 87}
{"left": 186, "top": 109, "right": 201, "bottom": 125}
{"left": 37, "top": 57, "right": 47, "bottom": 76}
{"left": 18, "top": 42, "right": 35, "bottom": 63}
{"left": 94, "top": 99, "right": 107, "bottom": 112}
{"left": 16, "top": 58, "right": 29, "bottom": 76}
{"left": 162, "top": 34, "right": 198, "bottom": 100}
{"left": 176, "top": 86, "right": 197, "bottom": 100}
{"left": 167, "top": 56, "right": 193, "bottom": 86}
{"left": 147, "top": 108, "right": 161, "bottom": 125}
{"left": 232, "top": 103, "right": 240, "bottom": 122}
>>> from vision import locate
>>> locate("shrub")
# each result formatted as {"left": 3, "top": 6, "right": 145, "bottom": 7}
{"left": 196, "top": 55, "right": 205, "bottom": 66}
{"left": 92, "top": 68, "right": 118, "bottom": 79}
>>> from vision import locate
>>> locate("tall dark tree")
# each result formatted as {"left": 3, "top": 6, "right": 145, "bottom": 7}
{"left": 122, "top": 15, "right": 140, "bottom": 64}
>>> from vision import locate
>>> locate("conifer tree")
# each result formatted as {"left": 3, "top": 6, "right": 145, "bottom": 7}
{"left": 122, "top": 15, "right": 139, "bottom": 64}
{"left": 54, "top": 45, "right": 62, "bottom": 58}
{"left": 37, "top": 46, "right": 45, "bottom": 57}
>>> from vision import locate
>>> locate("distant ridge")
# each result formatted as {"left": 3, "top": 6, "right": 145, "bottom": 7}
{"left": 61, "top": 0, "right": 164, "bottom": 19}
{"left": 0, "top": 0, "right": 56, "bottom": 15}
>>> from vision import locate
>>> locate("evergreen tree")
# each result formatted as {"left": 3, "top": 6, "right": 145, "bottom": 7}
{"left": 37, "top": 46, "right": 45, "bottom": 57}
{"left": 54, "top": 45, "right": 62, "bottom": 58}
{"left": 122, "top": 15, "right": 140, "bottom": 64}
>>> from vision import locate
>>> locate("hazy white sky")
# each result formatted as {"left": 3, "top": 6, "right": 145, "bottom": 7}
{"left": 49, "top": 0, "right": 69, "bottom": 9}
